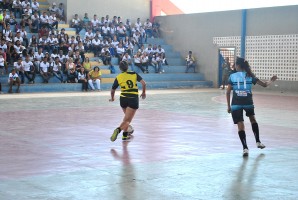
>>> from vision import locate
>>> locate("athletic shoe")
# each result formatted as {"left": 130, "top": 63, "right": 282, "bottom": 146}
{"left": 243, "top": 149, "right": 249, "bottom": 156}
{"left": 256, "top": 142, "right": 266, "bottom": 149}
{"left": 122, "top": 135, "right": 131, "bottom": 141}
{"left": 110, "top": 128, "right": 120, "bottom": 142}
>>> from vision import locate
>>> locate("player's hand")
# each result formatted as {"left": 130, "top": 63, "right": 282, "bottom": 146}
{"left": 109, "top": 98, "right": 114, "bottom": 102}
{"left": 140, "top": 93, "right": 146, "bottom": 99}
{"left": 271, "top": 75, "right": 278, "bottom": 82}
{"left": 227, "top": 107, "right": 231, "bottom": 113}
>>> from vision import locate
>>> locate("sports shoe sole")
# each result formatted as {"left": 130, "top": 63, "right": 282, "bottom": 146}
{"left": 110, "top": 128, "right": 120, "bottom": 142}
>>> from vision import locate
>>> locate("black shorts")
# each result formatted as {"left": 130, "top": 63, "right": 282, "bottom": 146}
{"left": 120, "top": 96, "right": 139, "bottom": 109}
{"left": 231, "top": 107, "right": 255, "bottom": 124}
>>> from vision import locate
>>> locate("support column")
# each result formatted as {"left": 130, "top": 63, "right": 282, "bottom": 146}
{"left": 241, "top": 9, "right": 247, "bottom": 58}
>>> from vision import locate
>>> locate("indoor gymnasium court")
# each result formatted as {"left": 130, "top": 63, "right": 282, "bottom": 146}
{"left": 0, "top": 89, "right": 297, "bottom": 200}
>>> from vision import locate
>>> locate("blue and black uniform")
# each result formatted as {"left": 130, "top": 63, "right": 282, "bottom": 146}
{"left": 228, "top": 71, "right": 259, "bottom": 124}
{"left": 112, "top": 71, "right": 143, "bottom": 109}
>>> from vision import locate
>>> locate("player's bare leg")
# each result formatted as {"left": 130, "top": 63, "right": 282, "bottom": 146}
{"left": 249, "top": 115, "right": 266, "bottom": 149}
{"left": 110, "top": 107, "right": 136, "bottom": 142}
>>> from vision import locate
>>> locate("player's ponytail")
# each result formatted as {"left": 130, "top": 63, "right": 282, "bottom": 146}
{"left": 236, "top": 57, "right": 255, "bottom": 78}
{"left": 119, "top": 61, "right": 129, "bottom": 72}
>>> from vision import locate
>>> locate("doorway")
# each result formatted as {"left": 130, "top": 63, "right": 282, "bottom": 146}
{"left": 218, "top": 47, "right": 236, "bottom": 88}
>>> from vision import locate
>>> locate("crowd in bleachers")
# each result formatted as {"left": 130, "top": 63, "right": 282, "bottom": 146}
{"left": 0, "top": 0, "right": 168, "bottom": 93}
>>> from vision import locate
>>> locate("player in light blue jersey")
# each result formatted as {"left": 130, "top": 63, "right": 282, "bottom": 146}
{"left": 226, "top": 57, "right": 277, "bottom": 156}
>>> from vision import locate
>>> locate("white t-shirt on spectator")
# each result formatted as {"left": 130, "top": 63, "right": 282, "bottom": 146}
{"left": 51, "top": 62, "right": 61, "bottom": 72}
{"left": 40, "top": 62, "right": 50, "bottom": 72}
{"left": 101, "top": 26, "right": 110, "bottom": 34}
{"left": 72, "top": 18, "right": 80, "bottom": 25}
{"left": 22, "top": 60, "right": 34, "bottom": 71}
{"left": 31, "top": 2, "right": 39, "bottom": 11}
{"left": 0, "top": 44, "right": 7, "bottom": 51}
{"left": 134, "top": 56, "right": 141, "bottom": 64}
{"left": 8, "top": 73, "right": 19, "bottom": 82}
{"left": 117, "top": 26, "right": 126, "bottom": 34}
{"left": 21, "top": 1, "right": 30, "bottom": 9}
{"left": 40, "top": 15, "right": 49, "bottom": 23}
{"left": 34, "top": 52, "right": 44, "bottom": 61}
{"left": 92, "top": 39, "right": 101, "bottom": 46}
{"left": 85, "top": 32, "right": 94, "bottom": 40}
{"left": 14, "top": 62, "right": 23, "bottom": 71}
{"left": 91, "top": 19, "right": 99, "bottom": 27}
{"left": 116, "top": 47, "right": 125, "bottom": 54}
{"left": 49, "top": 16, "right": 57, "bottom": 24}
{"left": 0, "top": 57, "right": 5, "bottom": 67}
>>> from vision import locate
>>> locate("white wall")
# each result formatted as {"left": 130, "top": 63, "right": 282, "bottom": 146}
{"left": 156, "top": 5, "right": 298, "bottom": 88}
{"left": 65, "top": 0, "right": 150, "bottom": 24}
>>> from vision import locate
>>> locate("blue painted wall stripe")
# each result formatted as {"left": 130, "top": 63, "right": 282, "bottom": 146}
{"left": 241, "top": 9, "right": 247, "bottom": 58}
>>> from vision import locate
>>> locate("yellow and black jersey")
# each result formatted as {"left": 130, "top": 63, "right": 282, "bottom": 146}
{"left": 112, "top": 71, "right": 143, "bottom": 98}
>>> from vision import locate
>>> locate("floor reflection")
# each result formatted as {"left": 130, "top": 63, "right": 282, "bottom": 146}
{"left": 110, "top": 137, "right": 136, "bottom": 199}
{"left": 225, "top": 154, "right": 265, "bottom": 200}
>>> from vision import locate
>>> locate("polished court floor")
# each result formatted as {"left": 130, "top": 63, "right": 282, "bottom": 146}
{"left": 0, "top": 89, "right": 298, "bottom": 200}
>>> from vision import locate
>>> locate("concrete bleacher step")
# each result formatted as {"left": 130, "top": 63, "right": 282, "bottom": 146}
{"left": 100, "top": 65, "right": 189, "bottom": 74}
{"left": 146, "top": 80, "right": 213, "bottom": 89}
{"left": 58, "top": 24, "right": 70, "bottom": 29}
{"left": 101, "top": 73, "right": 206, "bottom": 82}
{"left": 1, "top": 80, "right": 212, "bottom": 93}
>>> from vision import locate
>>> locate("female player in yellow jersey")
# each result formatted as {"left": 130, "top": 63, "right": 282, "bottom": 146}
{"left": 109, "top": 61, "right": 146, "bottom": 141}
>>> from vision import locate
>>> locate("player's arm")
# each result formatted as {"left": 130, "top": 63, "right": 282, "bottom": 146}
{"left": 137, "top": 73, "right": 146, "bottom": 99}
{"left": 256, "top": 75, "right": 278, "bottom": 87}
{"left": 109, "top": 78, "right": 119, "bottom": 102}
{"left": 226, "top": 84, "right": 232, "bottom": 113}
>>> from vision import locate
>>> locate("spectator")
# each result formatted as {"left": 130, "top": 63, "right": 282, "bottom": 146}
{"left": 134, "top": 51, "right": 146, "bottom": 73}
{"left": 47, "top": 33, "right": 58, "bottom": 54}
{"left": 49, "top": 13, "right": 58, "bottom": 30}
{"left": 90, "top": 14, "right": 99, "bottom": 32}
{"left": 125, "top": 19, "right": 132, "bottom": 36}
{"left": 57, "top": 3, "right": 65, "bottom": 21}
{"left": 14, "top": 57, "right": 25, "bottom": 83}
{"left": 8, "top": 68, "right": 20, "bottom": 93}
{"left": 51, "top": 56, "right": 64, "bottom": 83}
{"left": 77, "top": 67, "right": 88, "bottom": 91}
{"left": 185, "top": 51, "right": 196, "bottom": 73}
{"left": 92, "top": 35, "right": 101, "bottom": 57}
{"left": 135, "top": 18, "right": 142, "bottom": 30}
{"left": 117, "top": 22, "right": 126, "bottom": 39}
{"left": 82, "top": 13, "right": 90, "bottom": 31}
{"left": 39, "top": 56, "right": 51, "bottom": 83}
{"left": 144, "top": 19, "right": 152, "bottom": 38}
{"left": 83, "top": 57, "right": 92, "bottom": 73}
{"left": 152, "top": 18, "right": 160, "bottom": 38}
{"left": 0, "top": 52, "right": 5, "bottom": 74}
{"left": 122, "top": 52, "right": 133, "bottom": 71}
{"left": 83, "top": 36, "right": 92, "bottom": 53}
{"left": 40, "top": 12, "right": 50, "bottom": 29}
{"left": 19, "top": 26, "right": 29, "bottom": 48}
{"left": 84, "top": 29, "right": 94, "bottom": 40}
{"left": 88, "top": 66, "right": 101, "bottom": 91}
{"left": 100, "top": 45, "right": 111, "bottom": 66}
{"left": 0, "top": 40, "right": 7, "bottom": 52}
{"left": 12, "top": 0, "right": 22, "bottom": 18}
{"left": 71, "top": 14, "right": 82, "bottom": 35}
{"left": 101, "top": 22, "right": 110, "bottom": 39}
{"left": 34, "top": 47, "right": 44, "bottom": 72}
{"left": 116, "top": 42, "right": 125, "bottom": 64}
{"left": 31, "top": 0, "right": 40, "bottom": 15}
{"left": 65, "top": 58, "right": 77, "bottom": 82}
{"left": 31, "top": 11, "right": 40, "bottom": 32}
{"left": 48, "top": 2, "right": 58, "bottom": 15}
{"left": 38, "top": 35, "right": 49, "bottom": 53}
{"left": 22, "top": 55, "right": 35, "bottom": 83}
{"left": 141, "top": 52, "right": 149, "bottom": 73}
{"left": 21, "top": 0, "right": 31, "bottom": 12}
{"left": 38, "top": 25, "right": 49, "bottom": 38}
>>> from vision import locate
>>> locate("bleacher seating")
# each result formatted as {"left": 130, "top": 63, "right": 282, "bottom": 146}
{"left": 0, "top": 0, "right": 212, "bottom": 94}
